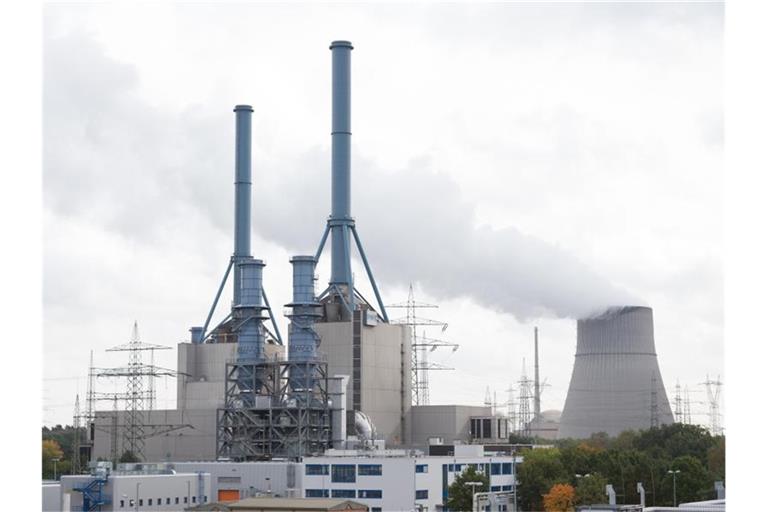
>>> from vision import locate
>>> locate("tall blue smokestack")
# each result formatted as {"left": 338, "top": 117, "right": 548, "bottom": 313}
{"left": 233, "top": 104, "right": 253, "bottom": 305}
{"left": 329, "top": 41, "right": 354, "bottom": 297}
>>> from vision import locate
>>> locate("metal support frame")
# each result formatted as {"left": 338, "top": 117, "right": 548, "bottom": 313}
{"left": 201, "top": 259, "right": 233, "bottom": 340}
{"left": 261, "top": 289, "right": 283, "bottom": 345}
{"left": 73, "top": 477, "right": 110, "bottom": 511}
{"left": 350, "top": 225, "right": 389, "bottom": 322}
{"left": 217, "top": 359, "right": 331, "bottom": 461}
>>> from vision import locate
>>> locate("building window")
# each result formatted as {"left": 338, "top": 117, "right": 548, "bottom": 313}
{"left": 491, "top": 463, "right": 501, "bottom": 475}
{"left": 415, "top": 490, "right": 429, "bottom": 500}
{"left": 306, "top": 489, "right": 330, "bottom": 498}
{"left": 372, "top": 508, "right": 382, "bottom": 512}
{"left": 502, "top": 463, "right": 512, "bottom": 475}
{"left": 205, "top": 496, "right": 208, "bottom": 502}
{"left": 166, "top": 498, "right": 170, "bottom": 504}
{"left": 358, "top": 464, "right": 382, "bottom": 476}
{"left": 332, "top": 489, "right": 357, "bottom": 498}
{"left": 184, "top": 497, "right": 188, "bottom": 503}
{"left": 482, "top": 418, "right": 491, "bottom": 438}
{"left": 502, "top": 485, "right": 512, "bottom": 491}
{"left": 148, "top": 499, "right": 152, "bottom": 506}
{"left": 491, "top": 486, "right": 501, "bottom": 492}
{"left": 358, "top": 490, "right": 383, "bottom": 499}
{"left": 306, "top": 464, "right": 329, "bottom": 475}
{"left": 415, "top": 464, "right": 428, "bottom": 473}
{"left": 332, "top": 464, "right": 356, "bottom": 483}
{"left": 120, "top": 500, "right": 124, "bottom": 508}
{"left": 192, "top": 496, "right": 197, "bottom": 503}
{"left": 175, "top": 497, "right": 179, "bottom": 504}
{"left": 139, "top": 499, "right": 143, "bottom": 506}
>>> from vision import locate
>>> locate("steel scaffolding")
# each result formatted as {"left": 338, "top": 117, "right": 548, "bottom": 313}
{"left": 216, "top": 358, "right": 331, "bottom": 461}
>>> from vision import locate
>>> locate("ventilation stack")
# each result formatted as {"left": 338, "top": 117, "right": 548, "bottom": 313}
{"left": 558, "top": 306, "right": 674, "bottom": 438}
{"left": 286, "top": 255, "right": 322, "bottom": 393}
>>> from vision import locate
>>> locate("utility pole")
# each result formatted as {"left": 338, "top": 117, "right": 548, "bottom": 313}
{"left": 683, "top": 385, "right": 692, "bottom": 425}
{"left": 701, "top": 375, "right": 723, "bottom": 435}
{"left": 389, "top": 284, "right": 458, "bottom": 406}
{"left": 650, "top": 375, "right": 659, "bottom": 429}
{"left": 517, "top": 360, "right": 532, "bottom": 437}
{"left": 72, "top": 394, "right": 81, "bottom": 474}
{"left": 533, "top": 327, "right": 541, "bottom": 422}
{"left": 674, "top": 380, "right": 683, "bottom": 423}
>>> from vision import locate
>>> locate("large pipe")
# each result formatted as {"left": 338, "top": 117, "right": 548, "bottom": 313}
{"left": 329, "top": 41, "right": 354, "bottom": 291}
{"left": 287, "top": 255, "right": 321, "bottom": 392}
{"left": 233, "top": 105, "right": 253, "bottom": 305}
{"left": 235, "top": 258, "right": 266, "bottom": 364}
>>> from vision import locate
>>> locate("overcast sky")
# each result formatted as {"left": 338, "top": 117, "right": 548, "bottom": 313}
{"left": 42, "top": 3, "right": 723, "bottom": 429}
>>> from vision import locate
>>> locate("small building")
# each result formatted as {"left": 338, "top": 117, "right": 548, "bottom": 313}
{"left": 189, "top": 497, "right": 368, "bottom": 511}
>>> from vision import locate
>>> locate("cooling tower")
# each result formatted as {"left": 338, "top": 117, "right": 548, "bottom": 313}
{"left": 558, "top": 306, "right": 674, "bottom": 439}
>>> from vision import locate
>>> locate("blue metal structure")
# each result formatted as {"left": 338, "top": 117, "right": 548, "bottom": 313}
{"left": 315, "top": 41, "right": 389, "bottom": 322}
{"left": 73, "top": 477, "right": 109, "bottom": 511}
{"left": 197, "top": 105, "right": 283, "bottom": 345}
{"left": 286, "top": 255, "right": 322, "bottom": 391}
{"left": 233, "top": 105, "right": 253, "bottom": 306}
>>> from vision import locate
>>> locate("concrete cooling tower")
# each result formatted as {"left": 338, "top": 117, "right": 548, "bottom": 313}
{"left": 558, "top": 306, "right": 674, "bottom": 439}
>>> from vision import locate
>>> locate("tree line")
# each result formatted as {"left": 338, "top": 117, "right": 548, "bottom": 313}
{"left": 516, "top": 423, "right": 725, "bottom": 511}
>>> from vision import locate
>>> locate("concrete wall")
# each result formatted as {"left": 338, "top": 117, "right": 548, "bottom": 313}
{"left": 559, "top": 306, "right": 675, "bottom": 439}
{"left": 315, "top": 321, "right": 411, "bottom": 446}
{"left": 93, "top": 408, "right": 218, "bottom": 462}
{"left": 173, "top": 461, "right": 303, "bottom": 500}
{"left": 410, "top": 405, "right": 493, "bottom": 447}
{"left": 42, "top": 482, "right": 61, "bottom": 512}
{"left": 177, "top": 341, "right": 284, "bottom": 410}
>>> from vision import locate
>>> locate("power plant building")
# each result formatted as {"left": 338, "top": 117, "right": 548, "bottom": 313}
{"left": 558, "top": 306, "right": 674, "bottom": 439}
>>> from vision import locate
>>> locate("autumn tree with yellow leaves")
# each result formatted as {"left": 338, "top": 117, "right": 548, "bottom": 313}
{"left": 543, "top": 483, "right": 575, "bottom": 512}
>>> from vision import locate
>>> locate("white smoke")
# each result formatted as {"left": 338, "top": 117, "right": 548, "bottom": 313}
{"left": 252, "top": 152, "right": 640, "bottom": 321}
{"left": 44, "top": 31, "right": 639, "bottom": 323}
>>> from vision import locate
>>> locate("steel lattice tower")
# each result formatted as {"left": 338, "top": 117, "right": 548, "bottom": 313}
{"left": 389, "top": 284, "right": 457, "bottom": 406}
{"left": 72, "top": 394, "right": 81, "bottom": 474}
{"left": 517, "top": 362, "right": 533, "bottom": 437}
{"left": 674, "top": 380, "right": 683, "bottom": 423}
{"left": 702, "top": 375, "right": 723, "bottom": 435}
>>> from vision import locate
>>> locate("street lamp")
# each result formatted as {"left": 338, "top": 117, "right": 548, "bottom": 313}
{"left": 667, "top": 470, "right": 681, "bottom": 507}
{"left": 51, "top": 458, "right": 60, "bottom": 481}
{"left": 266, "top": 477, "right": 272, "bottom": 495}
{"left": 466, "top": 481, "right": 483, "bottom": 512}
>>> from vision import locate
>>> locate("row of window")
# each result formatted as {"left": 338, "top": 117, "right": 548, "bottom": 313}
{"left": 306, "top": 489, "right": 383, "bottom": 499}
{"left": 490, "top": 485, "right": 513, "bottom": 492}
{"left": 415, "top": 464, "right": 428, "bottom": 473}
{"left": 118, "top": 495, "right": 208, "bottom": 508}
{"left": 415, "top": 490, "right": 429, "bottom": 500}
{"left": 306, "top": 464, "right": 383, "bottom": 479}
{"left": 446, "top": 462, "right": 512, "bottom": 475}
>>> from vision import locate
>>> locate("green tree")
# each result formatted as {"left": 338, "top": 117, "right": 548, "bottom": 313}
{"left": 446, "top": 465, "right": 489, "bottom": 512}
{"left": 661, "top": 455, "right": 712, "bottom": 506}
{"left": 517, "top": 448, "right": 568, "bottom": 512}
{"left": 42, "top": 439, "right": 64, "bottom": 479}
{"left": 119, "top": 450, "right": 141, "bottom": 463}
{"left": 707, "top": 437, "right": 725, "bottom": 482}
{"left": 574, "top": 473, "right": 608, "bottom": 506}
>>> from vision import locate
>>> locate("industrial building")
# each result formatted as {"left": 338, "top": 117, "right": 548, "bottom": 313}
{"left": 558, "top": 306, "right": 674, "bottom": 438}
{"left": 54, "top": 463, "right": 212, "bottom": 511}
{"left": 46, "top": 445, "right": 521, "bottom": 512}
{"left": 67, "top": 37, "right": 686, "bottom": 512}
